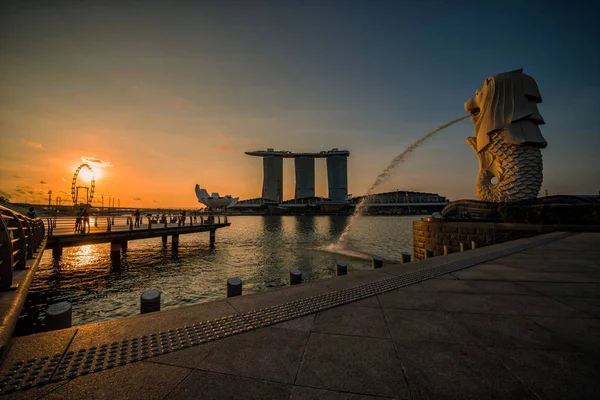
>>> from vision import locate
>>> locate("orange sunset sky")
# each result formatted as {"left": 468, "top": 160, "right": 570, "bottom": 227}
{"left": 1, "top": 1, "right": 599, "bottom": 208}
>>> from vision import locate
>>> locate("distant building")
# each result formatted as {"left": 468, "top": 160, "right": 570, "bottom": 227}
{"left": 245, "top": 148, "right": 350, "bottom": 203}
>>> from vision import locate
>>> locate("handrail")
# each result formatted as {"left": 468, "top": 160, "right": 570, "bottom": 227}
{"left": 0, "top": 205, "right": 46, "bottom": 291}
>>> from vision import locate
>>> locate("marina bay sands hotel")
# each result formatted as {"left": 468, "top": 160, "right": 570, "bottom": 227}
{"left": 245, "top": 148, "right": 349, "bottom": 203}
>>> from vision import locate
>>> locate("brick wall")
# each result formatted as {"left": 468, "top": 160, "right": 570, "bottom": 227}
{"left": 412, "top": 220, "right": 550, "bottom": 260}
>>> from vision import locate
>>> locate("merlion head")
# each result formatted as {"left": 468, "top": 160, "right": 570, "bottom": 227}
{"left": 464, "top": 68, "right": 547, "bottom": 153}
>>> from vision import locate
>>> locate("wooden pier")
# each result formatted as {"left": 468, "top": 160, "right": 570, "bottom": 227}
{"left": 45, "top": 215, "right": 230, "bottom": 261}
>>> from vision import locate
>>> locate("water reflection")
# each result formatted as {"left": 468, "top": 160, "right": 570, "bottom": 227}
{"left": 17, "top": 215, "right": 421, "bottom": 333}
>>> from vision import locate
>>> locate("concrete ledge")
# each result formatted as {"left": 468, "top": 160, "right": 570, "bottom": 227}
{"left": 0, "top": 238, "right": 47, "bottom": 358}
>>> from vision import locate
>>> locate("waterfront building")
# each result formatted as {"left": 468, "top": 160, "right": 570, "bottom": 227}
{"left": 245, "top": 148, "right": 350, "bottom": 203}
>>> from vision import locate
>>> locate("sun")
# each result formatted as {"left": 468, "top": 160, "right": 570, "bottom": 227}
{"left": 78, "top": 167, "right": 101, "bottom": 181}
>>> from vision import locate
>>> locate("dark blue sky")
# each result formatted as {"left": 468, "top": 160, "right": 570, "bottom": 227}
{"left": 1, "top": 0, "right": 599, "bottom": 203}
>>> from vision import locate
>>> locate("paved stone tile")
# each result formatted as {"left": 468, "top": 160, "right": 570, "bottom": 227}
{"left": 528, "top": 316, "right": 600, "bottom": 351}
{"left": 0, "top": 382, "right": 68, "bottom": 400}
{"left": 227, "top": 283, "right": 332, "bottom": 313}
{"left": 296, "top": 333, "right": 407, "bottom": 398}
{"left": 346, "top": 296, "right": 380, "bottom": 308}
{"left": 396, "top": 342, "right": 534, "bottom": 400}
{"left": 147, "top": 340, "right": 220, "bottom": 369}
{"left": 416, "top": 279, "right": 534, "bottom": 295}
{"left": 68, "top": 299, "right": 237, "bottom": 350}
{"left": 290, "top": 386, "right": 398, "bottom": 399}
{"left": 518, "top": 282, "right": 600, "bottom": 298}
{"left": 433, "top": 273, "right": 457, "bottom": 280}
{"left": 318, "top": 271, "right": 394, "bottom": 291}
{"left": 475, "top": 262, "right": 600, "bottom": 274}
{"left": 165, "top": 370, "right": 291, "bottom": 400}
{"left": 553, "top": 296, "right": 600, "bottom": 318}
{"left": 312, "top": 305, "right": 389, "bottom": 339}
{"left": 198, "top": 325, "right": 308, "bottom": 384}
{"left": 438, "top": 293, "right": 589, "bottom": 317}
{"left": 377, "top": 289, "right": 445, "bottom": 311}
{"left": 451, "top": 269, "right": 504, "bottom": 280}
{"left": 489, "top": 347, "right": 600, "bottom": 400}
{"left": 42, "top": 362, "right": 190, "bottom": 400}
{"left": 489, "top": 270, "right": 600, "bottom": 283}
{"left": 1, "top": 328, "right": 77, "bottom": 371}
{"left": 272, "top": 314, "right": 316, "bottom": 332}
{"left": 457, "top": 313, "right": 576, "bottom": 350}
{"left": 383, "top": 309, "right": 478, "bottom": 345}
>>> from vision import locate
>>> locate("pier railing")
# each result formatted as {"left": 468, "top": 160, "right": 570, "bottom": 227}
{"left": 44, "top": 214, "right": 228, "bottom": 236}
{"left": 0, "top": 206, "right": 45, "bottom": 291}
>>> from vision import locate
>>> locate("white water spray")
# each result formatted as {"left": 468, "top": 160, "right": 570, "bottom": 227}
{"left": 327, "top": 115, "right": 470, "bottom": 253}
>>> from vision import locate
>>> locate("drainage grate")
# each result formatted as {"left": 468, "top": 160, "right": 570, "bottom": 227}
{"left": 0, "top": 232, "right": 572, "bottom": 394}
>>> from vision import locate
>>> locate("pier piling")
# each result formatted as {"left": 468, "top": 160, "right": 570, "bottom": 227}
{"left": 372, "top": 256, "right": 383, "bottom": 269}
{"left": 52, "top": 247, "right": 62, "bottom": 260}
{"left": 45, "top": 301, "right": 72, "bottom": 331}
{"left": 336, "top": 261, "right": 347, "bottom": 276}
{"left": 227, "top": 277, "right": 242, "bottom": 297}
{"left": 110, "top": 242, "right": 121, "bottom": 265}
{"left": 210, "top": 230, "right": 216, "bottom": 248}
{"left": 162, "top": 235, "right": 167, "bottom": 245}
{"left": 140, "top": 290, "right": 161, "bottom": 314}
{"left": 289, "top": 269, "right": 302, "bottom": 285}
{"left": 172, "top": 234, "right": 179, "bottom": 252}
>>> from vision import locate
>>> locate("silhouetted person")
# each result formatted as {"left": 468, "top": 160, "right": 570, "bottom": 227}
{"left": 82, "top": 208, "right": 90, "bottom": 233}
{"left": 26, "top": 207, "right": 37, "bottom": 218}
{"left": 134, "top": 209, "right": 140, "bottom": 227}
{"left": 75, "top": 208, "right": 84, "bottom": 233}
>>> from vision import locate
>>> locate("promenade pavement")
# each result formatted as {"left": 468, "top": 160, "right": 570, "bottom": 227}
{"left": 1, "top": 232, "right": 599, "bottom": 399}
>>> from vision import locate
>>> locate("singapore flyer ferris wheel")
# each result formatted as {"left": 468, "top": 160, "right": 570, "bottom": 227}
{"left": 71, "top": 163, "right": 96, "bottom": 206}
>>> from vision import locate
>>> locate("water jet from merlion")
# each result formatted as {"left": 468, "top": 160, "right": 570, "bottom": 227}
{"left": 322, "top": 115, "right": 470, "bottom": 257}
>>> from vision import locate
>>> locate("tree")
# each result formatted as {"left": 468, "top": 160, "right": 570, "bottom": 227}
{"left": 0, "top": 196, "right": 10, "bottom": 203}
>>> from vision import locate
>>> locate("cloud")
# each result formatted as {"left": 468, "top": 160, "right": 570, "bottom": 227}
{"left": 40, "top": 180, "right": 47, "bottom": 184}
{"left": 13, "top": 175, "right": 24, "bottom": 180}
{"left": 21, "top": 137, "right": 42, "bottom": 149}
{"left": 153, "top": 199, "right": 158, "bottom": 203}
{"left": 61, "top": 177, "right": 67, "bottom": 182}
{"left": 217, "top": 133, "right": 231, "bottom": 140}
{"left": 81, "top": 156, "right": 112, "bottom": 168}
{"left": 211, "top": 144, "right": 238, "bottom": 152}
{"left": 27, "top": 189, "right": 34, "bottom": 195}
{"left": 14, "top": 188, "right": 25, "bottom": 195}
{"left": 133, "top": 197, "right": 142, "bottom": 201}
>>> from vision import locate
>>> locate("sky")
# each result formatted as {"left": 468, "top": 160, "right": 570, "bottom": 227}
{"left": 1, "top": 0, "right": 599, "bottom": 208}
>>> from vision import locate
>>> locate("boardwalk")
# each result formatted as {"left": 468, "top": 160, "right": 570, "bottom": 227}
{"left": 1, "top": 232, "right": 599, "bottom": 399}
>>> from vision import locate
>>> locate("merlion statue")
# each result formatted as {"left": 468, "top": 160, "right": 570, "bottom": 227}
{"left": 464, "top": 69, "right": 547, "bottom": 202}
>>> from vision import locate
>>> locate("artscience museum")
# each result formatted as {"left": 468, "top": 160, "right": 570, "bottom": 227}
{"left": 195, "top": 184, "right": 239, "bottom": 209}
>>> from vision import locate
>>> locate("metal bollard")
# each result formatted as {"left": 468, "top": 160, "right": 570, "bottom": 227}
{"left": 106, "top": 218, "right": 111, "bottom": 232}
{"left": 336, "top": 261, "right": 347, "bottom": 276}
{"left": 164, "top": 218, "right": 168, "bottom": 228}
{"left": 401, "top": 252, "right": 411, "bottom": 263}
{"left": 471, "top": 240, "right": 478, "bottom": 250}
{"left": 129, "top": 218, "right": 133, "bottom": 231}
{"left": 148, "top": 219, "right": 152, "bottom": 229}
{"left": 372, "top": 256, "right": 383, "bottom": 269}
{"left": 111, "top": 217, "right": 115, "bottom": 226}
{"left": 289, "top": 269, "right": 302, "bottom": 285}
{"left": 443, "top": 245, "right": 450, "bottom": 256}
{"left": 140, "top": 290, "right": 161, "bottom": 314}
{"left": 227, "top": 277, "right": 242, "bottom": 297}
{"left": 425, "top": 248, "right": 434, "bottom": 259}
{"left": 46, "top": 301, "right": 72, "bottom": 331}
{"left": 190, "top": 216, "right": 193, "bottom": 226}
{"left": 459, "top": 242, "right": 466, "bottom": 252}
